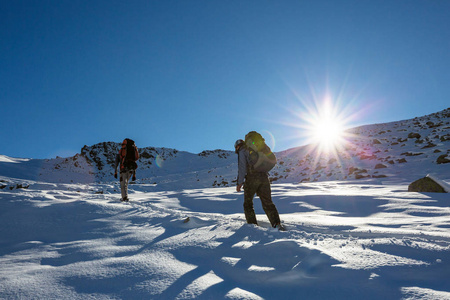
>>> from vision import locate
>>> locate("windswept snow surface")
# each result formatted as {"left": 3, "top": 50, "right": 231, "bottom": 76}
{"left": 1, "top": 177, "right": 450, "bottom": 299}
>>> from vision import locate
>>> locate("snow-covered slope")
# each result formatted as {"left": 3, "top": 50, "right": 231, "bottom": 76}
{"left": 1, "top": 108, "right": 448, "bottom": 187}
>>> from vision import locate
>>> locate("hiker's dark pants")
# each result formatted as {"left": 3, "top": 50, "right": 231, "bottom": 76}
{"left": 243, "top": 173, "right": 280, "bottom": 227}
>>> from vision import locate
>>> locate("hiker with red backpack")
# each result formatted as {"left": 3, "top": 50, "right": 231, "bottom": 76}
{"left": 114, "top": 138, "right": 139, "bottom": 202}
{"left": 235, "top": 131, "right": 285, "bottom": 231}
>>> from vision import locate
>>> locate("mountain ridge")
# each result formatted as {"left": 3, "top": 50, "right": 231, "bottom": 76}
{"left": 1, "top": 108, "right": 449, "bottom": 188}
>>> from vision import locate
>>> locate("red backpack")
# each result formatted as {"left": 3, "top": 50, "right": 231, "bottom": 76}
{"left": 119, "top": 138, "right": 139, "bottom": 170}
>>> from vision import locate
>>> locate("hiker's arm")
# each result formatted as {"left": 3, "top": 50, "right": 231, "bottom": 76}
{"left": 114, "top": 154, "right": 120, "bottom": 177}
{"left": 134, "top": 146, "right": 140, "bottom": 160}
{"left": 237, "top": 150, "right": 247, "bottom": 190}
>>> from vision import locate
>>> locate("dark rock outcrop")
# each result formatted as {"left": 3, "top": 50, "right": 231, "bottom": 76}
{"left": 436, "top": 154, "right": 450, "bottom": 164}
{"left": 408, "top": 177, "right": 446, "bottom": 193}
{"left": 408, "top": 132, "right": 421, "bottom": 139}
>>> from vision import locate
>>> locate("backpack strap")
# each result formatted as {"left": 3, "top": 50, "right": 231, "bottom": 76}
{"left": 119, "top": 139, "right": 128, "bottom": 170}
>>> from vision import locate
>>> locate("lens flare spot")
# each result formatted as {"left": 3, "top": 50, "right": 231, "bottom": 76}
{"left": 261, "top": 130, "right": 276, "bottom": 150}
{"left": 155, "top": 155, "right": 164, "bottom": 168}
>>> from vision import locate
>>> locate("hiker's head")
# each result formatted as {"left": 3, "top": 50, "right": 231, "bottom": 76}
{"left": 234, "top": 139, "right": 244, "bottom": 153}
{"left": 121, "top": 138, "right": 136, "bottom": 149}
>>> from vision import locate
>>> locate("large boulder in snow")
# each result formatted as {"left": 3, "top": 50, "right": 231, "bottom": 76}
{"left": 408, "top": 177, "right": 446, "bottom": 193}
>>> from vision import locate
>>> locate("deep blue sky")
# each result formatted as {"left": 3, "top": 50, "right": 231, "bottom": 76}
{"left": 1, "top": 0, "right": 449, "bottom": 159}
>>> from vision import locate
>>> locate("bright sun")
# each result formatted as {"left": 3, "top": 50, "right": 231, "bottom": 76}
{"left": 306, "top": 100, "right": 348, "bottom": 152}
{"left": 311, "top": 116, "right": 345, "bottom": 151}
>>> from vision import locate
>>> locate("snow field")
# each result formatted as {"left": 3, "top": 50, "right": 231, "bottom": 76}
{"left": 1, "top": 178, "right": 450, "bottom": 299}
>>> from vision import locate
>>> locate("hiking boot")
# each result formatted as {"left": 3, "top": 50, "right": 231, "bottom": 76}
{"left": 274, "top": 223, "right": 286, "bottom": 231}
{"left": 121, "top": 197, "right": 129, "bottom": 202}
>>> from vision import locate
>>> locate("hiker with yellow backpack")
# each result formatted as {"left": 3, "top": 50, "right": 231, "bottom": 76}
{"left": 114, "top": 138, "right": 139, "bottom": 202}
{"left": 235, "top": 131, "right": 285, "bottom": 231}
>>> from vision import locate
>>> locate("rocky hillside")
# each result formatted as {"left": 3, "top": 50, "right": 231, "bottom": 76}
{"left": 1, "top": 108, "right": 449, "bottom": 188}
{"left": 35, "top": 144, "right": 236, "bottom": 188}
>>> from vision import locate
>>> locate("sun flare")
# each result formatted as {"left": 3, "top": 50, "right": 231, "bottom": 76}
{"left": 302, "top": 98, "right": 349, "bottom": 153}
{"left": 311, "top": 115, "right": 346, "bottom": 151}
